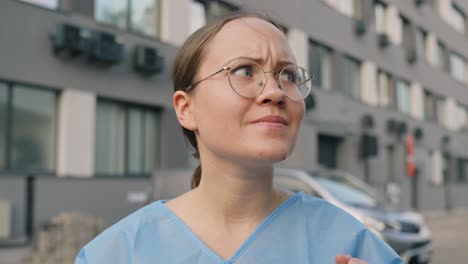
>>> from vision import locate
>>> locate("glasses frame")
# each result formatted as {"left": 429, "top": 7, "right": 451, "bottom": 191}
{"left": 184, "top": 58, "right": 314, "bottom": 101}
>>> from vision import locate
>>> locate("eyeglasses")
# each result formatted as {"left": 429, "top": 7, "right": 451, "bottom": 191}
{"left": 185, "top": 58, "right": 314, "bottom": 101}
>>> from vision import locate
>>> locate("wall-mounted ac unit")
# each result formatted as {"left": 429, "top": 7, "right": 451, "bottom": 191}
{"left": 378, "top": 33, "right": 391, "bottom": 48}
{"left": 52, "top": 23, "right": 91, "bottom": 56}
{"left": 354, "top": 19, "right": 367, "bottom": 36}
{"left": 134, "top": 45, "right": 164, "bottom": 75}
{"left": 0, "top": 199, "right": 11, "bottom": 239}
{"left": 90, "top": 32, "right": 124, "bottom": 65}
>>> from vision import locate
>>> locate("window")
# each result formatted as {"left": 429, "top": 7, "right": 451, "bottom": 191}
{"left": 436, "top": 41, "right": 448, "bottom": 70}
{"left": 456, "top": 158, "right": 468, "bottom": 183}
{"left": 400, "top": 16, "right": 411, "bottom": 49}
{"left": 396, "top": 80, "right": 411, "bottom": 114}
{"left": 95, "top": 100, "right": 160, "bottom": 176}
{"left": 377, "top": 70, "right": 395, "bottom": 108}
{"left": 449, "top": 52, "right": 466, "bottom": 82}
{"left": 309, "top": 40, "right": 333, "bottom": 91}
{"left": 95, "top": 0, "right": 160, "bottom": 37}
{"left": 0, "top": 82, "right": 57, "bottom": 173}
{"left": 342, "top": 56, "right": 361, "bottom": 99}
{"left": 415, "top": 28, "right": 427, "bottom": 62}
{"left": 456, "top": 103, "right": 468, "bottom": 131}
{"left": 189, "top": 0, "right": 238, "bottom": 33}
{"left": 333, "top": 0, "right": 362, "bottom": 18}
{"left": 449, "top": 3, "right": 466, "bottom": 34}
{"left": 20, "top": 0, "right": 59, "bottom": 9}
{"left": 374, "top": 1, "right": 386, "bottom": 34}
{"left": 0, "top": 83, "right": 7, "bottom": 170}
{"left": 423, "top": 90, "right": 445, "bottom": 124}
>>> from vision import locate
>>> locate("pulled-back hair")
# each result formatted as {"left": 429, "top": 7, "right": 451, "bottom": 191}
{"left": 172, "top": 11, "right": 283, "bottom": 189}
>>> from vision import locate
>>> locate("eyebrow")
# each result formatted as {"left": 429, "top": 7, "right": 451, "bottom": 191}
{"left": 226, "top": 56, "right": 296, "bottom": 67}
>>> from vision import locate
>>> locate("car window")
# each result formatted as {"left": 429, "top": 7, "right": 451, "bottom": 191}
{"left": 314, "top": 176, "right": 377, "bottom": 208}
{"left": 273, "top": 175, "right": 322, "bottom": 198}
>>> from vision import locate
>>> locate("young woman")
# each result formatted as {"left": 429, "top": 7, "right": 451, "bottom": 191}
{"left": 75, "top": 11, "right": 402, "bottom": 264}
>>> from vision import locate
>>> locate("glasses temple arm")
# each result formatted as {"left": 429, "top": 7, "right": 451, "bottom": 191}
{"left": 185, "top": 67, "right": 229, "bottom": 92}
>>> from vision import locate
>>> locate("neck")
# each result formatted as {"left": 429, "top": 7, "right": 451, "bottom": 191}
{"left": 192, "top": 156, "right": 284, "bottom": 227}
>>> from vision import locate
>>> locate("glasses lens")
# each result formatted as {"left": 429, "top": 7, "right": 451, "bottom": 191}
{"left": 279, "top": 66, "right": 313, "bottom": 101}
{"left": 228, "top": 59, "right": 265, "bottom": 98}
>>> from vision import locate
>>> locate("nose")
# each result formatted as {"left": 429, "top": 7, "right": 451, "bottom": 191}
{"left": 255, "top": 72, "right": 285, "bottom": 106}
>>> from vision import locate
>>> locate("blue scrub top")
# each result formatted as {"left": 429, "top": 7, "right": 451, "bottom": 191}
{"left": 75, "top": 192, "right": 402, "bottom": 264}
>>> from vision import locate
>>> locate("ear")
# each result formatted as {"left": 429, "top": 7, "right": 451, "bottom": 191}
{"left": 173, "top": 90, "right": 197, "bottom": 131}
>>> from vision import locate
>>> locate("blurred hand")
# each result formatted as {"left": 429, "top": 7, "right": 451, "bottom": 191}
{"left": 335, "top": 254, "right": 368, "bottom": 264}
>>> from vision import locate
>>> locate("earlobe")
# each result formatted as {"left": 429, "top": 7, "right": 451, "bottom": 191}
{"left": 173, "top": 91, "right": 197, "bottom": 131}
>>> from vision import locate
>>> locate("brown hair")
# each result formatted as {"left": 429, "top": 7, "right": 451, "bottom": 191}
{"left": 172, "top": 11, "right": 283, "bottom": 189}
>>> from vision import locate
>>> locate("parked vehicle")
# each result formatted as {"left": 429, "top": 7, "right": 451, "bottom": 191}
{"left": 273, "top": 168, "right": 433, "bottom": 264}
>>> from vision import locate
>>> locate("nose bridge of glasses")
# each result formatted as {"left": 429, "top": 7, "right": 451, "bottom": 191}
{"left": 261, "top": 70, "right": 282, "bottom": 89}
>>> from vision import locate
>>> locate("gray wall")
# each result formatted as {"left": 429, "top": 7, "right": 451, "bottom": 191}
{"left": 0, "top": 176, "right": 151, "bottom": 238}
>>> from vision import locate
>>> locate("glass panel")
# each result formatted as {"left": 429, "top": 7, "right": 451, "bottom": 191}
{"left": 95, "top": 0, "right": 128, "bottom": 29}
{"left": 424, "top": 91, "right": 435, "bottom": 121}
{"left": 377, "top": 71, "right": 389, "bottom": 107}
{"left": 342, "top": 56, "right": 360, "bottom": 99}
{"left": 415, "top": 29, "right": 427, "bottom": 61}
{"left": 0, "top": 83, "right": 7, "bottom": 170}
{"left": 396, "top": 80, "right": 411, "bottom": 114}
{"left": 11, "top": 86, "right": 56, "bottom": 171}
{"left": 450, "top": 4, "right": 466, "bottom": 33}
{"left": 131, "top": 0, "right": 159, "bottom": 37}
{"left": 436, "top": 41, "right": 447, "bottom": 69}
{"left": 374, "top": 2, "right": 386, "bottom": 34}
{"left": 189, "top": 1, "right": 207, "bottom": 34}
{"left": 95, "top": 101, "right": 125, "bottom": 175}
{"left": 400, "top": 16, "right": 411, "bottom": 49}
{"left": 20, "top": 0, "right": 58, "bottom": 9}
{"left": 435, "top": 97, "right": 445, "bottom": 124}
{"left": 144, "top": 110, "right": 159, "bottom": 173}
{"left": 309, "top": 41, "right": 332, "bottom": 91}
{"left": 127, "top": 107, "right": 145, "bottom": 174}
{"left": 449, "top": 53, "right": 466, "bottom": 82}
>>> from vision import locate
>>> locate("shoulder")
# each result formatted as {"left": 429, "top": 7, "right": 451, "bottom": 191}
{"left": 75, "top": 200, "right": 168, "bottom": 263}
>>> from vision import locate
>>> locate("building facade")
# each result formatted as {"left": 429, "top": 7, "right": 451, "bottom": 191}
{"left": 1, "top": 0, "right": 468, "bottom": 238}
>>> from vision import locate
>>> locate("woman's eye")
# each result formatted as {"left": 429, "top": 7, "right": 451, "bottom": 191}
{"left": 231, "top": 65, "right": 254, "bottom": 77}
{"left": 280, "top": 71, "right": 297, "bottom": 83}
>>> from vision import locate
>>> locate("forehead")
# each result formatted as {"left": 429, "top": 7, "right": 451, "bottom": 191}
{"left": 204, "top": 17, "right": 296, "bottom": 66}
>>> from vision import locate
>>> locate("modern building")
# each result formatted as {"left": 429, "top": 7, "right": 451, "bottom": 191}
{"left": 1, "top": 0, "right": 468, "bottom": 245}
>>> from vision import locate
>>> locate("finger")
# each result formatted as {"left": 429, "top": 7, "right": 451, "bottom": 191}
{"left": 335, "top": 254, "right": 352, "bottom": 264}
{"left": 349, "top": 258, "right": 368, "bottom": 264}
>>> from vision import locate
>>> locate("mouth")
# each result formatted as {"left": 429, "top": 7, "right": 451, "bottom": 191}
{"left": 251, "top": 115, "right": 289, "bottom": 128}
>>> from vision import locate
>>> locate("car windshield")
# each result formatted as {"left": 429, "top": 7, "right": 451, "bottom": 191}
{"left": 314, "top": 174, "right": 379, "bottom": 208}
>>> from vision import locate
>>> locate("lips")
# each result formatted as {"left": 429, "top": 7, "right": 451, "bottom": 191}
{"left": 251, "top": 115, "right": 288, "bottom": 126}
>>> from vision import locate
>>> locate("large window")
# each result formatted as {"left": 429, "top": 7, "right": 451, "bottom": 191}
{"left": 0, "top": 83, "right": 7, "bottom": 170}
{"left": 449, "top": 52, "right": 466, "bottom": 82}
{"left": 342, "top": 56, "right": 361, "bottom": 99}
{"left": 374, "top": 1, "right": 386, "bottom": 34}
{"left": 436, "top": 41, "right": 448, "bottom": 70}
{"left": 309, "top": 40, "right": 333, "bottom": 91}
{"left": 457, "top": 103, "right": 468, "bottom": 131}
{"left": 396, "top": 80, "right": 411, "bottom": 114}
{"left": 424, "top": 90, "right": 446, "bottom": 124}
{"left": 95, "top": 100, "right": 160, "bottom": 176}
{"left": 20, "top": 0, "right": 59, "bottom": 9}
{"left": 456, "top": 158, "right": 468, "bottom": 183}
{"left": 400, "top": 16, "right": 411, "bottom": 49}
{"left": 95, "top": 0, "right": 160, "bottom": 37}
{"left": 415, "top": 28, "right": 427, "bottom": 62}
{"left": 0, "top": 82, "right": 57, "bottom": 173}
{"left": 377, "top": 70, "right": 395, "bottom": 108}
{"left": 332, "top": 0, "right": 362, "bottom": 18}
{"left": 449, "top": 3, "right": 466, "bottom": 34}
{"left": 190, "top": 0, "right": 238, "bottom": 33}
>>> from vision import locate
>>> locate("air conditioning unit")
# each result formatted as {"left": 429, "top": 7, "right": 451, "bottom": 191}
{"left": 414, "top": 0, "right": 426, "bottom": 6}
{"left": 378, "top": 33, "right": 391, "bottom": 48}
{"left": 52, "top": 23, "right": 91, "bottom": 56}
{"left": 0, "top": 199, "right": 11, "bottom": 239}
{"left": 134, "top": 45, "right": 164, "bottom": 75}
{"left": 90, "top": 31, "right": 124, "bottom": 65}
{"left": 407, "top": 49, "right": 418, "bottom": 64}
{"left": 354, "top": 19, "right": 367, "bottom": 36}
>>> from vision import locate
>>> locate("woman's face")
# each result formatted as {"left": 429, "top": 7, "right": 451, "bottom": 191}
{"left": 182, "top": 17, "right": 305, "bottom": 167}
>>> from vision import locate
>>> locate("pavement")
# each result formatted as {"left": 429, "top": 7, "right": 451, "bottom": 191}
{"left": 424, "top": 210, "right": 468, "bottom": 264}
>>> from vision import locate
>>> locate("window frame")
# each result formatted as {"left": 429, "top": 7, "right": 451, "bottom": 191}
{"left": 0, "top": 79, "right": 58, "bottom": 175}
